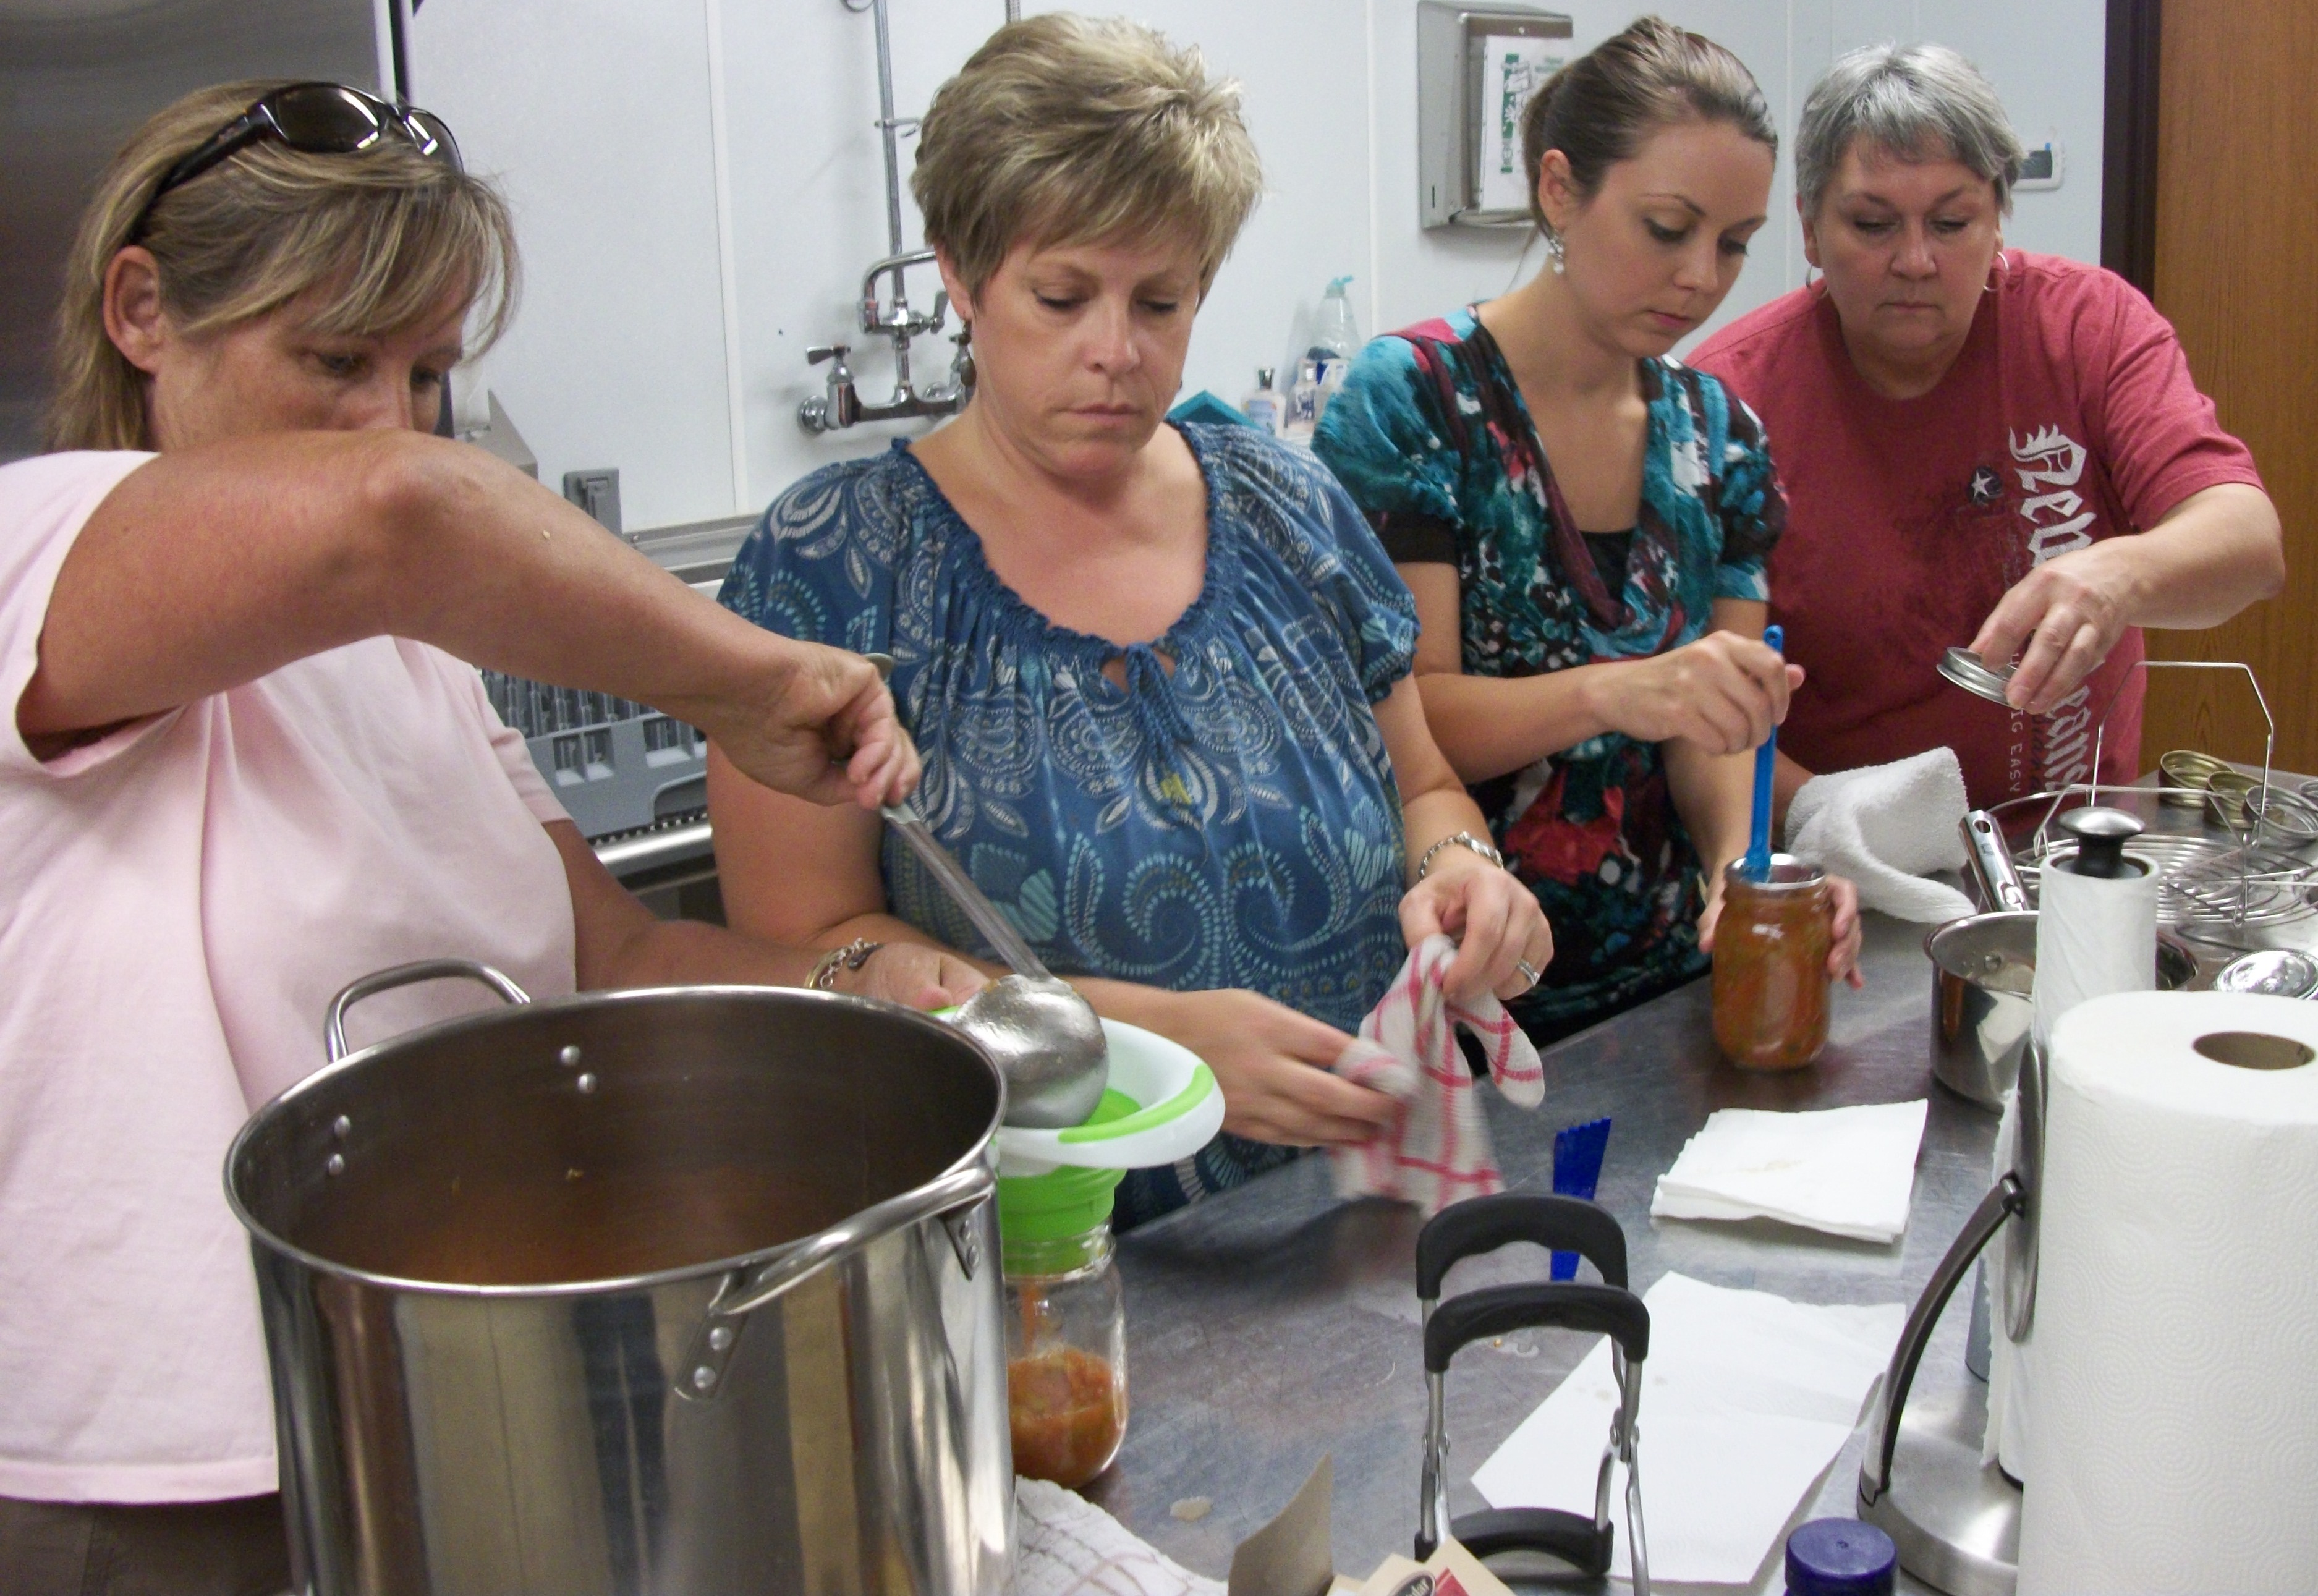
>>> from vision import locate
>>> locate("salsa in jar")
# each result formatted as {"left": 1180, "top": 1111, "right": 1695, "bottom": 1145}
{"left": 1712, "top": 855, "right": 1833, "bottom": 1071}
{"left": 1000, "top": 1157, "right": 1129, "bottom": 1488}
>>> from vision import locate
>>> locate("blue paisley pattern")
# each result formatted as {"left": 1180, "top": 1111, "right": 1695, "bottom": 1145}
{"left": 1313, "top": 308, "right": 1786, "bottom": 1035}
{"left": 720, "top": 423, "right": 1420, "bottom": 1227}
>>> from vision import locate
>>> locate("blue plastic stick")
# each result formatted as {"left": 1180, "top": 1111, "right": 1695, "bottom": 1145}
{"left": 1743, "top": 623, "right": 1785, "bottom": 881}
{"left": 1550, "top": 1116, "right": 1613, "bottom": 1280}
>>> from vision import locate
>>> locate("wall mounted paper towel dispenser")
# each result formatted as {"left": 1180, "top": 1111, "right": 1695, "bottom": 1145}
{"left": 1417, "top": 1, "right": 1573, "bottom": 230}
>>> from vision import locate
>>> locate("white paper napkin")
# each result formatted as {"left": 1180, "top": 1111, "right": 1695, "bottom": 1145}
{"left": 1014, "top": 1476, "right": 1226, "bottom": 1596}
{"left": 1650, "top": 1100, "right": 1929, "bottom": 1244}
{"left": 1471, "top": 1273, "right": 1906, "bottom": 1587}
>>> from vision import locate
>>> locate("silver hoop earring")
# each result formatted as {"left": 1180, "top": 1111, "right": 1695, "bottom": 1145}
{"left": 1802, "top": 263, "right": 1822, "bottom": 289}
{"left": 1544, "top": 229, "right": 1568, "bottom": 276}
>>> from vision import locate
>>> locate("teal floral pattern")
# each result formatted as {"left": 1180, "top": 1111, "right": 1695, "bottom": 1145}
{"left": 1313, "top": 308, "right": 1785, "bottom": 1034}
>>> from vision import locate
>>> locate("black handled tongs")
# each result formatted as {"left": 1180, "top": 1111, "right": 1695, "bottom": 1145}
{"left": 1413, "top": 1193, "right": 1652, "bottom": 1596}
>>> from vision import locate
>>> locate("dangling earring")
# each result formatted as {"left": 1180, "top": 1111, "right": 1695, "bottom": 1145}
{"left": 1544, "top": 228, "right": 1568, "bottom": 276}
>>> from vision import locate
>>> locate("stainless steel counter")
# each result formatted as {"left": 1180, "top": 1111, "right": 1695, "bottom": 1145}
{"left": 1087, "top": 910, "right": 1999, "bottom": 1592}
{"left": 1088, "top": 780, "right": 2318, "bottom": 1590}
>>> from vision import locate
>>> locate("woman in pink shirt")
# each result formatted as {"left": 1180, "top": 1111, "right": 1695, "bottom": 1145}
{"left": 0, "top": 82, "right": 976, "bottom": 1592}
{"left": 1692, "top": 44, "right": 2283, "bottom": 813}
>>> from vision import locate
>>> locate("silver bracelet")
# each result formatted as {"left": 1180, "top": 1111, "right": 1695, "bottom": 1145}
{"left": 808, "top": 937, "right": 884, "bottom": 991}
{"left": 1416, "top": 831, "right": 1505, "bottom": 880}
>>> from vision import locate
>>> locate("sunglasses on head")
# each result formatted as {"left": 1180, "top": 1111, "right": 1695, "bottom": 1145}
{"left": 130, "top": 82, "right": 461, "bottom": 242}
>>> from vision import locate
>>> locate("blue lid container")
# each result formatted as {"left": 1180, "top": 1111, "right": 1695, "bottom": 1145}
{"left": 1785, "top": 1517, "right": 1897, "bottom": 1596}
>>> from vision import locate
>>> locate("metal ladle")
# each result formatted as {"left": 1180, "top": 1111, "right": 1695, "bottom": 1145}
{"left": 862, "top": 653, "right": 1109, "bottom": 1127}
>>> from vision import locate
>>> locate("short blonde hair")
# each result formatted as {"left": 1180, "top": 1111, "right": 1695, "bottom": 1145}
{"left": 912, "top": 14, "right": 1262, "bottom": 300}
{"left": 46, "top": 80, "right": 518, "bottom": 451}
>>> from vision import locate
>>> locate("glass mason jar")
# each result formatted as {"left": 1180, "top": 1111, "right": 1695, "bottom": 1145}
{"left": 1712, "top": 855, "right": 1833, "bottom": 1071}
{"left": 998, "top": 1162, "right": 1128, "bottom": 1488}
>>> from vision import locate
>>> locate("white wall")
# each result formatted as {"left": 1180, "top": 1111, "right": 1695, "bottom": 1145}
{"left": 410, "top": 0, "right": 2105, "bottom": 535}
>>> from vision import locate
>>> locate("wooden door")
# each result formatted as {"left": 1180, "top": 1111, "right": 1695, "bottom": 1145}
{"left": 2140, "top": 0, "right": 2317, "bottom": 776}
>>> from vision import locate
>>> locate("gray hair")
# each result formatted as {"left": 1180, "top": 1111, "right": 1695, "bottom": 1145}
{"left": 1794, "top": 43, "right": 2025, "bottom": 220}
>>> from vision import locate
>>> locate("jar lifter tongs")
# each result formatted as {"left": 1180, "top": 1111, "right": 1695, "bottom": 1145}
{"left": 1414, "top": 1193, "right": 1652, "bottom": 1594}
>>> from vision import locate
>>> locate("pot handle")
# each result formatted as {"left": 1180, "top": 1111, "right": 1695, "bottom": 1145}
{"left": 324, "top": 958, "right": 532, "bottom": 1061}
{"left": 1960, "top": 810, "right": 2031, "bottom": 912}
{"left": 713, "top": 1158, "right": 996, "bottom": 1322}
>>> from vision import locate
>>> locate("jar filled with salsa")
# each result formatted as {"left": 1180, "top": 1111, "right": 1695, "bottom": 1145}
{"left": 1712, "top": 855, "right": 1833, "bottom": 1071}
{"left": 998, "top": 1158, "right": 1127, "bottom": 1489}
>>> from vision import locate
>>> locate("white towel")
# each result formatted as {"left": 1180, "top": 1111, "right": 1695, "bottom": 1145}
{"left": 1013, "top": 1477, "right": 1225, "bottom": 1596}
{"left": 1785, "top": 747, "right": 1977, "bottom": 923}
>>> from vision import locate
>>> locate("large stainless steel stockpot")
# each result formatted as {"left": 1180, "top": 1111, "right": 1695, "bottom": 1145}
{"left": 226, "top": 961, "right": 1013, "bottom": 1596}
{"left": 1926, "top": 913, "right": 2196, "bottom": 1107}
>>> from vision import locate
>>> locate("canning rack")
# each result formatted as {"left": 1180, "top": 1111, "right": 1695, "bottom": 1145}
{"left": 1958, "top": 658, "right": 2318, "bottom": 942}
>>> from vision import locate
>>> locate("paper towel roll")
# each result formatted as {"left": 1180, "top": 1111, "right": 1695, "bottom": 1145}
{"left": 2031, "top": 856, "right": 2156, "bottom": 1048}
{"left": 2015, "top": 991, "right": 2318, "bottom": 1595}
{"left": 1995, "top": 855, "right": 2159, "bottom": 1479}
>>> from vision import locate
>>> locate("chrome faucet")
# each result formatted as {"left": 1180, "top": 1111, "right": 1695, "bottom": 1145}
{"left": 798, "top": 0, "right": 983, "bottom": 436}
{"left": 798, "top": 249, "right": 972, "bottom": 433}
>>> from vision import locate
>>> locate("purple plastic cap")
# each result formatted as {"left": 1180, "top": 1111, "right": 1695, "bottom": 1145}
{"left": 1785, "top": 1518, "right": 1896, "bottom": 1596}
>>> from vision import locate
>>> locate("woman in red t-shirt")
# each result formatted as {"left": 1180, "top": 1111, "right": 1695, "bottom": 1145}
{"left": 1692, "top": 43, "right": 2282, "bottom": 812}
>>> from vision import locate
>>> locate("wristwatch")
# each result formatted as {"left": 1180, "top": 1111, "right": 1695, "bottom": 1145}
{"left": 1416, "top": 831, "right": 1505, "bottom": 880}
{"left": 808, "top": 937, "right": 884, "bottom": 991}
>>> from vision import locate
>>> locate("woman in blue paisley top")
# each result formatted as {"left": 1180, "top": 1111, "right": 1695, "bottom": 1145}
{"left": 710, "top": 15, "right": 1552, "bottom": 1227}
{"left": 1314, "top": 19, "right": 1861, "bottom": 1045}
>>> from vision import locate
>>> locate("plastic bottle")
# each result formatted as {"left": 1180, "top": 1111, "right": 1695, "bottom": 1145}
{"left": 1283, "top": 360, "right": 1322, "bottom": 441}
{"left": 1309, "top": 276, "right": 1361, "bottom": 373}
{"left": 1783, "top": 1517, "right": 1896, "bottom": 1595}
{"left": 1242, "top": 367, "right": 1282, "bottom": 435}
{"left": 1307, "top": 275, "right": 1361, "bottom": 420}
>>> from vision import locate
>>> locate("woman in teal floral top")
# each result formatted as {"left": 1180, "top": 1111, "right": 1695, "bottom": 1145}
{"left": 1315, "top": 18, "right": 1861, "bottom": 1042}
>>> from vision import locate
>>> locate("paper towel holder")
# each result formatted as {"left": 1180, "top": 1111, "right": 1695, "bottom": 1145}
{"left": 2002, "top": 1039, "right": 2045, "bottom": 1343}
{"left": 1859, "top": 1169, "right": 2029, "bottom": 1596}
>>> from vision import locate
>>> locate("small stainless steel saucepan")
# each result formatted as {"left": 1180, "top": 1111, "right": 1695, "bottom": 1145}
{"left": 1926, "top": 910, "right": 2198, "bottom": 1107}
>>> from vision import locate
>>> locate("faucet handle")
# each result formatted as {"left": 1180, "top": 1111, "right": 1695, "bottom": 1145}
{"left": 807, "top": 343, "right": 851, "bottom": 367}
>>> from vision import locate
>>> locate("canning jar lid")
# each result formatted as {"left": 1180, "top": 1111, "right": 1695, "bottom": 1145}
{"left": 1936, "top": 646, "right": 2015, "bottom": 705}
{"left": 1722, "top": 853, "right": 1825, "bottom": 893}
{"left": 2214, "top": 949, "right": 2318, "bottom": 1000}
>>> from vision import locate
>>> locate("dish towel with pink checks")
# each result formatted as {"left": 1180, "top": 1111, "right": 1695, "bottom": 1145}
{"left": 1329, "top": 934, "right": 1545, "bottom": 1215}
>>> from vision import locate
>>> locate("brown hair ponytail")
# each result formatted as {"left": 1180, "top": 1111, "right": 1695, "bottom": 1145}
{"left": 1520, "top": 17, "right": 1776, "bottom": 235}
